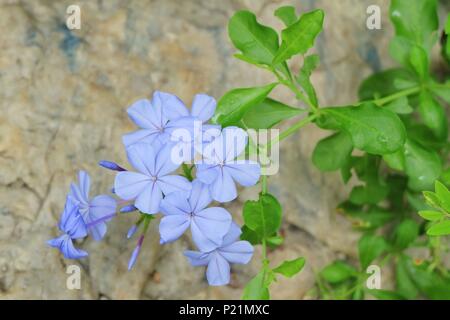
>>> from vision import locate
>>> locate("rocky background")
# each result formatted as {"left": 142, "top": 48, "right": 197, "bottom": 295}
{"left": 0, "top": 0, "right": 447, "bottom": 299}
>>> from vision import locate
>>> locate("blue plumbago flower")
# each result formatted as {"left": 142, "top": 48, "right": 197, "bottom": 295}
{"left": 114, "top": 142, "right": 191, "bottom": 214}
{"left": 123, "top": 91, "right": 200, "bottom": 148}
{"left": 70, "top": 171, "right": 117, "bottom": 241}
{"left": 47, "top": 196, "right": 88, "bottom": 259}
{"left": 159, "top": 179, "right": 232, "bottom": 252}
{"left": 196, "top": 127, "right": 261, "bottom": 203}
{"left": 184, "top": 222, "right": 254, "bottom": 286}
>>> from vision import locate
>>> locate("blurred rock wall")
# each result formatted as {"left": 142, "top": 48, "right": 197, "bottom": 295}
{"left": 0, "top": 0, "right": 430, "bottom": 299}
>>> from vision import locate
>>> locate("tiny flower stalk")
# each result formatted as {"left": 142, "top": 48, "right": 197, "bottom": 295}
{"left": 127, "top": 215, "right": 154, "bottom": 270}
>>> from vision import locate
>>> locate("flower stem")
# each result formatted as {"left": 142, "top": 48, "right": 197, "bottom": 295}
{"left": 268, "top": 114, "right": 317, "bottom": 148}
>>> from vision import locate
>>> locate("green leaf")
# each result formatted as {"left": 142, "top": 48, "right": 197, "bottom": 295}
{"left": 434, "top": 180, "right": 450, "bottom": 212}
{"left": 396, "top": 255, "right": 418, "bottom": 299}
{"left": 322, "top": 103, "right": 406, "bottom": 155}
{"left": 418, "top": 91, "right": 448, "bottom": 141}
{"left": 242, "top": 98, "right": 302, "bottom": 129}
{"left": 320, "top": 261, "right": 358, "bottom": 284}
{"left": 383, "top": 149, "right": 405, "bottom": 171}
{"left": 349, "top": 184, "right": 389, "bottom": 205}
{"left": 273, "top": 9, "right": 324, "bottom": 64}
{"left": 273, "top": 257, "right": 305, "bottom": 278}
{"left": 242, "top": 272, "right": 270, "bottom": 300}
{"left": 393, "top": 219, "right": 419, "bottom": 249}
{"left": 297, "top": 54, "right": 320, "bottom": 106}
{"left": 367, "top": 289, "right": 406, "bottom": 300}
{"left": 389, "top": 36, "right": 414, "bottom": 67}
{"left": 243, "top": 193, "right": 282, "bottom": 238}
{"left": 339, "top": 204, "right": 395, "bottom": 230}
{"left": 213, "top": 83, "right": 277, "bottom": 127}
{"left": 403, "top": 256, "right": 450, "bottom": 299}
{"left": 423, "top": 190, "right": 441, "bottom": 209}
{"left": 418, "top": 210, "right": 444, "bottom": 221}
{"left": 358, "top": 234, "right": 388, "bottom": 269}
{"left": 358, "top": 68, "right": 417, "bottom": 100}
{"left": 430, "top": 82, "right": 450, "bottom": 104}
{"left": 427, "top": 220, "right": 450, "bottom": 236}
{"left": 266, "top": 235, "right": 283, "bottom": 248}
{"left": 389, "top": 0, "right": 438, "bottom": 46}
{"left": 403, "top": 138, "right": 442, "bottom": 191}
{"left": 240, "top": 225, "right": 262, "bottom": 245}
{"left": 312, "top": 131, "right": 353, "bottom": 171}
{"left": 409, "top": 45, "right": 429, "bottom": 79}
{"left": 228, "top": 10, "right": 279, "bottom": 66}
{"left": 274, "top": 6, "right": 297, "bottom": 27}
{"left": 384, "top": 96, "right": 413, "bottom": 114}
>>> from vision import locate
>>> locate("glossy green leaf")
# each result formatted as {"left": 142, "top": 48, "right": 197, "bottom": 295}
{"left": 384, "top": 96, "right": 412, "bottom": 114}
{"left": 273, "top": 257, "right": 305, "bottom": 278}
{"left": 240, "top": 225, "right": 262, "bottom": 245}
{"left": 312, "top": 131, "right": 353, "bottom": 171}
{"left": 396, "top": 255, "right": 418, "bottom": 299}
{"left": 242, "top": 271, "right": 270, "bottom": 300}
{"left": 358, "top": 68, "right": 417, "bottom": 100}
{"left": 430, "top": 82, "right": 450, "bottom": 104}
{"left": 213, "top": 83, "right": 277, "bottom": 127}
{"left": 273, "top": 9, "right": 324, "bottom": 64}
{"left": 274, "top": 6, "right": 297, "bottom": 27}
{"left": 322, "top": 103, "right": 406, "bottom": 155}
{"left": 419, "top": 91, "right": 448, "bottom": 141}
{"left": 393, "top": 219, "right": 419, "bottom": 249}
{"left": 418, "top": 210, "right": 444, "bottom": 221}
{"left": 383, "top": 149, "right": 405, "bottom": 171}
{"left": 358, "top": 234, "right": 388, "bottom": 269}
{"left": 320, "top": 261, "right": 357, "bottom": 284}
{"left": 297, "top": 54, "right": 320, "bottom": 106}
{"left": 243, "top": 193, "right": 282, "bottom": 238}
{"left": 409, "top": 45, "right": 429, "bottom": 79}
{"left": 427, "top": 220, "right": 450, "bottom": 236}
{"left": 403, "top": 139, "right": 442, "bottom": 191}
{"left": 228, "top": 11, "right": 279, "bottom": 66}
{"left": 434, "top": 180, "right": 450, "bottom": 211}
{"left": 403, "top": 256, "right": 450, "bottom": 299}
{"left": 242, "top": 98, "right": 302, "bottom": 129}
{"left": 390, "top": 0, "right": 438, "bottom": 46}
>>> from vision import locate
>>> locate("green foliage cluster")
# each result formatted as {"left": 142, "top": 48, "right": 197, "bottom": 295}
{"left": 216, "top": 0, "right": 450, "bottom": 299}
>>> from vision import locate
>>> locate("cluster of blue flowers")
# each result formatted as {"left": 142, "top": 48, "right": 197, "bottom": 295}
{"left": 48, "top": 91, "right": 260, "bottom": 286}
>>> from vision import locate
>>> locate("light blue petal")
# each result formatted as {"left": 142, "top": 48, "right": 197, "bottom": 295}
{"left": 159, "top": 214, "right": 190, "bottom": 244}
{"left": 195, "top": 164, "right": 219, "bottom": 185}
{"left": 191, "top": 207, "right": 232, "bottom": 252}
{"left": 157, "top": 175, "right": 191, "bottom": 196}
{"left": 188, "top": 179, "right": 212, "bottom": 212}
{"left": 60, "top": 236, "right": 88, "bottom": 259}
{"left": 135, "top": 181, "right": 162, "bottom": 214}
{"left": 154, "top": 143, "right": 182, "bottom": 176}
{"left": 78, "top": 171, "right": 91, "bottom": 201}
{"left": 224, "top": 161, "right": 261, "bottom": 187}
{"left": 114, "top": 171, "right": 151, "bottom": 200}
{"left": 221, "top": 221, "right": 242, "bottom": 247}
{"left": 150, "top": 91, "right": 170, "bottom": 126}
{"left": 122, "top": 129, "right": 160, "bottom": 148}
{"left": 59, "top": 196, "right": 87, "bottom": 239}
{"left": 160, "top": 192, "right": 191, "bottom": 215}
{"left": 86, "top": 195, "right": 116, "bottom": 241}
{"left": 154, "top": 91, "right": 189, "bottom": 121}
{"left": 219, "top": 241, "right": 254, "bottom": 264}
{"left": 222, "top": 127, "right": 248, "bottom": 162}
{"left": 184, "top": 250, "right": 211, "bottom": 266}
{"left": 206, "top": 252, "right": 230, "bottom": 286}
{"left": 126, "top": 143, "right": 156, "bottom": 176}
{"left": 209, "top": 168, "right": 237, "bottom": 203}
{"left": 127, "top": 99, "right": 159, "bottom": 129}
{"left": 191, "top": 94, "right": 216, "bottom": 122}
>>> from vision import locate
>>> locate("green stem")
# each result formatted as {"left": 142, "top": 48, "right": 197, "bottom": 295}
{"left": 370, "top": 86, "right": 421, "bottom": 106}
{"left": 272, "top": 68, "right": 319, "bottom": 114}
{"left": 268, "top": 114, "right": 317, "bottom": 148}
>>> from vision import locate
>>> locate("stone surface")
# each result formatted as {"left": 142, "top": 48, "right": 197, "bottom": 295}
{"left": 0, "top": 0, "right": 444, "bottom": 299}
